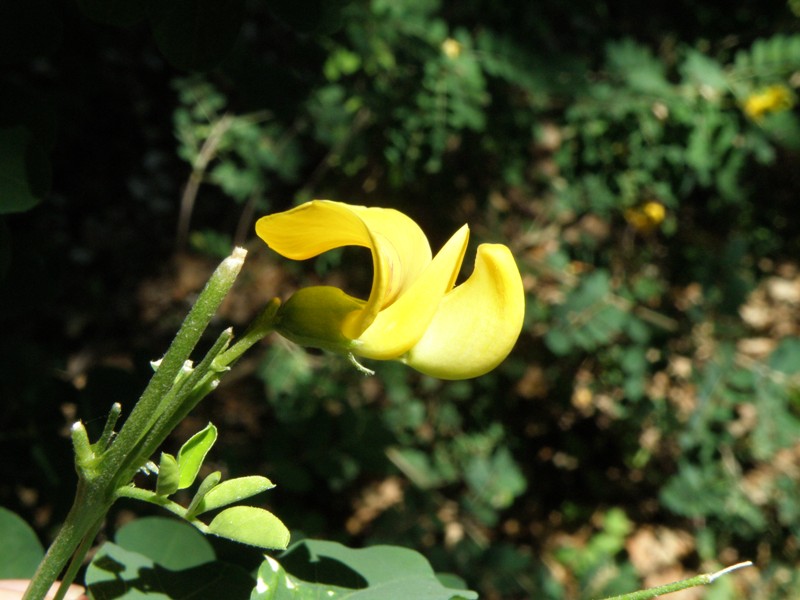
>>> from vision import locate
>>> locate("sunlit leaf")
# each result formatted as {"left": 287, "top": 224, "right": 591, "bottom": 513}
{"left": 155, "top": 452, "right": 179, "bottom": 496}
{"left": 177, "top": 422, "right": 218, "bottom": 489}
{"left": 191, "top": 475, "right": 275, "bottom": 516}
{"left": 251, "top": 555, "right": 350, "bottom": 600}
{"left": 185, "top": 470, "right": 222, "bottom": 518}
{"left": 275, "top": 540, "right": 478, "bottom": 600}
{"left": 208, "top": 506, "right": 290, "bottom": 550}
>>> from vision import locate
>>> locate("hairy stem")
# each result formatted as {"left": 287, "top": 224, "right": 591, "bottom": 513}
{"left": 23, "top": 248, "right": 257, "bottom": 600}
{"left": 600, "top": 561, "right": 753, "bottom": 600}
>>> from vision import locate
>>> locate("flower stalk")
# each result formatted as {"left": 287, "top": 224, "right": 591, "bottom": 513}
{"left": 600, "top": 561, "right": 753, "bottom": 600}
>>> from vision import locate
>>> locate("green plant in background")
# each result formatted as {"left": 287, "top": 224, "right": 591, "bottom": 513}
{"left": 309, "top": 0, "right": 491, "bottom": 184}
{"left": 172, "top": 77, "right": 303, "bottom": 254}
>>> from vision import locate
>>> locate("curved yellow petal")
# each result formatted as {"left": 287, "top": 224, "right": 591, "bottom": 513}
{"left": 256, "top": 200, "right": 431, "bottom": 339}
{"left": 403, "top": 243, "right": 525, "bottom": 379}
{"left": 352, "top": 225, "right": 469, "bottom": 360}
{"left": 345, "top": 204, "right": 432, "bottom": 304}
{"left": 256, "top": 200, "right": 374, "bottom": 259}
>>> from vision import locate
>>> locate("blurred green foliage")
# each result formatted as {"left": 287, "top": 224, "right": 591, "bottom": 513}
{"left": 4, "top": 0, "right": 800, "bottom": 598}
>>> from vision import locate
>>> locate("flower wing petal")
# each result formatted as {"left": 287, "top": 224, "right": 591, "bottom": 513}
{"left": 353, "top": 225, "right": 469, "bottom": 360}
{"left": 404, "top": 243, "right": 525, "bottom": 379}
{"left": 256, "top": 200, "right": 431, "bottom": 338}
{"left": 345, "top": 204, "right": 432, "bottom": 302}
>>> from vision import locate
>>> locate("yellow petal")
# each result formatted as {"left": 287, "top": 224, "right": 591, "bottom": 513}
{"left": 256, "top": 200, "right": 431, "bottom": 338}
{"left": 353, "top": 225, "right": 469, "bottom": 360}
{"left": 404, "top": 243, "right": 525, "bottom": 379}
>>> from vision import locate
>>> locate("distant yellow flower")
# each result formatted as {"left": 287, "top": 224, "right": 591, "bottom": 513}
{"left": 256, "top": 200, "right": 525, "bottom": 379}
{"left": 743, "top": 85, "right": 795, "bottom": 121}
{"left": 624, "top": 201, "right": 665, "bottom": 233}
{"left": 441, "top": 38, "right": 463, "bottom": 59}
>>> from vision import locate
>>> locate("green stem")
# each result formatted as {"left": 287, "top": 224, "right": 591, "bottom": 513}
{"left": 22, "top": 481, "right": 113, "bottom": 600}
{"left": 120, "top": 329, "right": 234, "bottom": 483}
{"left": 23, "top": 248, "right": 251, "bottom": 600}
{"left": 114, "top": 486, "right": 210, "bottom": 534}
{"left": 115, "top": 486, "right": 190, "bottom": 520}
{"left": 95, "top": 403, "right": 122, "bottom": 452}
{"left": 51, "top": 516, "right": 104, "bottom": 600}
{"left": 103, "top": 247, "right": 247, "bottom": 477}
{"left": 215, "top": 298, "right": 280, "bottom": 367}
{"left": 599, "top": 561, "right": 753, "bottom": 600}
{"left": 133, "top": 298, "right": 280, "bottom": 471}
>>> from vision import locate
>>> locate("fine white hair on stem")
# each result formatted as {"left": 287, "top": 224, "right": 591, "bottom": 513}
{"left": 708, "top": 561, "right": 754, "bottom": 582}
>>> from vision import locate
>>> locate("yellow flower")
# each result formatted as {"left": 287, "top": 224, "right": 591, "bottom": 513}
{"left": 742, "top": 85, "right": 795, "bottom": 121}
{"left": 441, "top": 38, "right": 463, "bottom": 59}
{"left": 256, "top": 200, "right": 525, "bottom": 379}
{"left": 624, "top": 201, "right": 665, "bottom": 233}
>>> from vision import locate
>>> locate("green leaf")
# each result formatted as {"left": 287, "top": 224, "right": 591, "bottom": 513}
{"left": 155, "top": 452, "right": 180, "bottom": 496}
{"left": 191, "top": 475, "right": 275, "bottom": 516}
{"left": 543, "top": 328, "right": 571, "bottom": 356}
{"left": 86, "top": 541, "right": 254, "bottom": 600}
{"left": 208, "top": 506, "right": 290, "bottom": 550}
{"left": 177, "top": 422, "right": 218, "bottom": 489}
{"left": 545, "top": 271, "right": 629, "bottom": 354}
{"left": 760, "top": 111, "right": 800, "bottom": 151}
{"left": 464, "top": 447, "right": 527, "bottom": 511}
{"left": 768, "top": 337, "right": 800, "bottom": 375}
{"left": 680, "top": 50, "right": 729, "bottom": 93}
{"left": 114, "top": 516, "right": 215, "bottom": 569}
{"left": 752, "top": 384, "right": 800, "bottom": 461}
{"left": 252, "top": 555, "right": 351, "bottom": 600}
{"left": 185, "top": 470, "right": 222, "bottom": 518}
{"left": 275, "top": 540, "right": 479, "bottom": 600}
{"left": 605, "top": 39, "right": 670, "bottom": 94}
{"left": 0, "top": 507, "right": 44, "bottom": 578}
{"left": 385, "top": 447, "right": 444, "bottom": 489}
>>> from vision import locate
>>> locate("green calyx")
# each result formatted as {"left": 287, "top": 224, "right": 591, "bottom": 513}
{"left": 275, "top": 286, "right": 364, "bottom": 353}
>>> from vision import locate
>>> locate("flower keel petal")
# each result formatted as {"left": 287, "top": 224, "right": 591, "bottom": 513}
{"left": 404, "top": 243, "right": 524, "bottom": 379}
